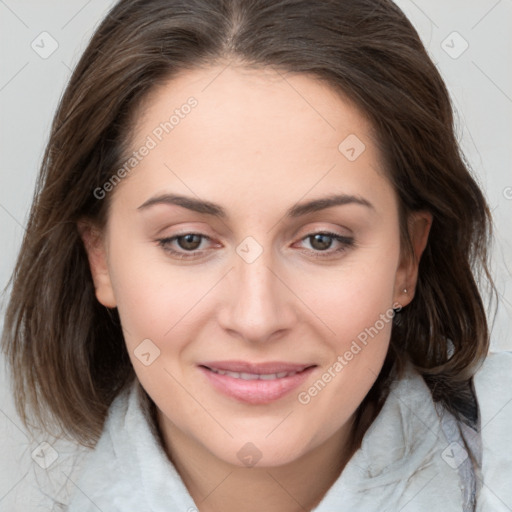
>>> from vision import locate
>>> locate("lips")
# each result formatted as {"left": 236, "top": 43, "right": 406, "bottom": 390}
{"left": 199, "top": 360, "right": 317, "bottom": 404}
{"left": 200, "top": 360, "right": 314, "bottom": 375}
{"left": 207, "top": 367, "right": 302, "bottom": 380}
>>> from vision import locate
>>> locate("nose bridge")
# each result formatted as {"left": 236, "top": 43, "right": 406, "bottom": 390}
{"left": 220, "top": 238, "right": 295, "bottom": 342}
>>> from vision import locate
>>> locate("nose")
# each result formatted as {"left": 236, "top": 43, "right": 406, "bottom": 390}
{"left": 218, "top": 244, "right": 298, "bottom": 344}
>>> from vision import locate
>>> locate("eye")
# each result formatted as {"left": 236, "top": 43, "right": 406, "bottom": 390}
{"left": 157, "top": 233, "right": 213, "bottom": 259}
{"left": 295, "top": 231, "right": 355, "bottom": 259}
{"left": 156, "top": 231, "right": 355, "bottom": 261}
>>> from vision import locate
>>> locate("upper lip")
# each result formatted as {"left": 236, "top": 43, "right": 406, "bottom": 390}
{"left": 200, "top": 361, "right": 316, "bottom": 374}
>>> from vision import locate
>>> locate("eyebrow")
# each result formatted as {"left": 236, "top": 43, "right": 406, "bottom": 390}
{"left": 137, "top": 193, "right": 375, "bottom": 218}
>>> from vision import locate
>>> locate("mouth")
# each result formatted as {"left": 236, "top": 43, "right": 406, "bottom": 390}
{"left": 206, "top": 367, "right": 305, "bottom": 380}
{"left": 198, "top": 361, "right": 317, "bottom": 404}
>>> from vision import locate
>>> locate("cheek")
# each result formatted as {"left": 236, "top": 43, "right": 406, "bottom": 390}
{"left": 112, "top": 271, "right": 210, "bottom": 359}
{"left": 106, "top": 234, "right": 198, "bottom": 350}
{"left": 291, "top": 248, "right": 399, "bottom": 427}
{"left": 295, "top": 248, "right": 399, "bottom": 347}
{"left": 107, "top": 251, "right": 209, "bottom": 399}
{"left": 309, "top": 276, "right": 394, "bottom": 378}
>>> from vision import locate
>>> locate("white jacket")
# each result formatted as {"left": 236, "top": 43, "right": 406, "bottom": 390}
{"left": 63, "top": 352, "right": 512, "bottom": 512}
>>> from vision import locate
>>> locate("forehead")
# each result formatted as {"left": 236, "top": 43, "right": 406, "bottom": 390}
{"left": 115, "top": 64, "right": 393, "bottom": 213}
{"left": 132, "top": 64, "right": 375, "bottom": 157}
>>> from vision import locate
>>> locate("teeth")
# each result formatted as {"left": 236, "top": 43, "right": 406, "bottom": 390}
{"left": 239, "top": 372, "right": 256, "bottom": 380}
{"left": 259, "top": 373, "right": 278, "bottom": 380}
{"left": 208, "top": 368, "right": 300, "bottom": 380}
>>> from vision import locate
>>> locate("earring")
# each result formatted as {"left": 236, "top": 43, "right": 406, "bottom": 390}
{"left": 403, "top": 288, "right": 408, "bottom": 294}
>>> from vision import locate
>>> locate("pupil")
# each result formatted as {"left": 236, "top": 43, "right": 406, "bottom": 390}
{"left": 311, "top": 234, "right": 332, "bottom": 250}
{"left": 179, "top": 234, "right": 201, "bottom": 250}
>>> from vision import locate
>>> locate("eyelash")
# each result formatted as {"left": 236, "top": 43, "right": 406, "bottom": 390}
{"left": 156, "top": 231, "right": 355, "bottom": 260}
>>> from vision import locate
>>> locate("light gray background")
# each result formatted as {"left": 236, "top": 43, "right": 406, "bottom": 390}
{"left": 1, "top": 0, "right": 511, "bottom": 510}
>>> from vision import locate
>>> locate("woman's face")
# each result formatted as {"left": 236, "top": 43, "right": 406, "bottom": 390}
{"left": 82, "top": 65, "right": 430, "bottom": 468}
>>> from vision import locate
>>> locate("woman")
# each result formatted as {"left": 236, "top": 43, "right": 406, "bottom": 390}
{"left": 2, "top": 0, "right": 511, "bottom": 510}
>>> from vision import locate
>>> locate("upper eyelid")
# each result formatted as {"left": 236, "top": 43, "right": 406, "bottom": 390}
{"left": 159, "top": 229, "right": 350, "bottom": 242}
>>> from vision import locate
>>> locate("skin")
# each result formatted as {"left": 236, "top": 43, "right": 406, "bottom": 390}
{"left": 80, "top": 64, "right": 432, "bottom": 512}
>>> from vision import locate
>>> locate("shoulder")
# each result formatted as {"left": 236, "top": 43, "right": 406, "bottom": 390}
{"left": 65, "top": 382, "right": 145, "bottom": 511}
{"left": 474, "top": 351, "right": 512, "bottom": 423}
{"left": 476, "top": 349, "right": 512, "bottom": 376}
{"left": 65, "top": 379, "right": 197, "bottom": 512}
{"left": 473, "top": 351, "right": 512, "bottom": 511}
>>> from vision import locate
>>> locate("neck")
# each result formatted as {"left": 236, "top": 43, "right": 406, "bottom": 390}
{"left": 156, "top": 411, "right": 357, "bottom": 512}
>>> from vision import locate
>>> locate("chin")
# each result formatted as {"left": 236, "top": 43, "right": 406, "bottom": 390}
{"left": 208, "top": 435, "right": 312, "bottom": 469}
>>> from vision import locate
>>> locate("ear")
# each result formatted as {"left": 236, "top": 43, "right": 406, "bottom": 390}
{"left": 393, "top": 210, "right": 433, "bottom": 308}
{"left": 77, "top": 219, "right": 117, "bottom": 308}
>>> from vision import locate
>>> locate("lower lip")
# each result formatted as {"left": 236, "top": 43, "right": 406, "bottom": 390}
{"left": 199, "top": 366, "right": 316, "bottom": 404}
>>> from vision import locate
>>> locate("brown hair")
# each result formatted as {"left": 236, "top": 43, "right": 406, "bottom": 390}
{"left": 2, "top": 0, "right": 495, "bottom": 448}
